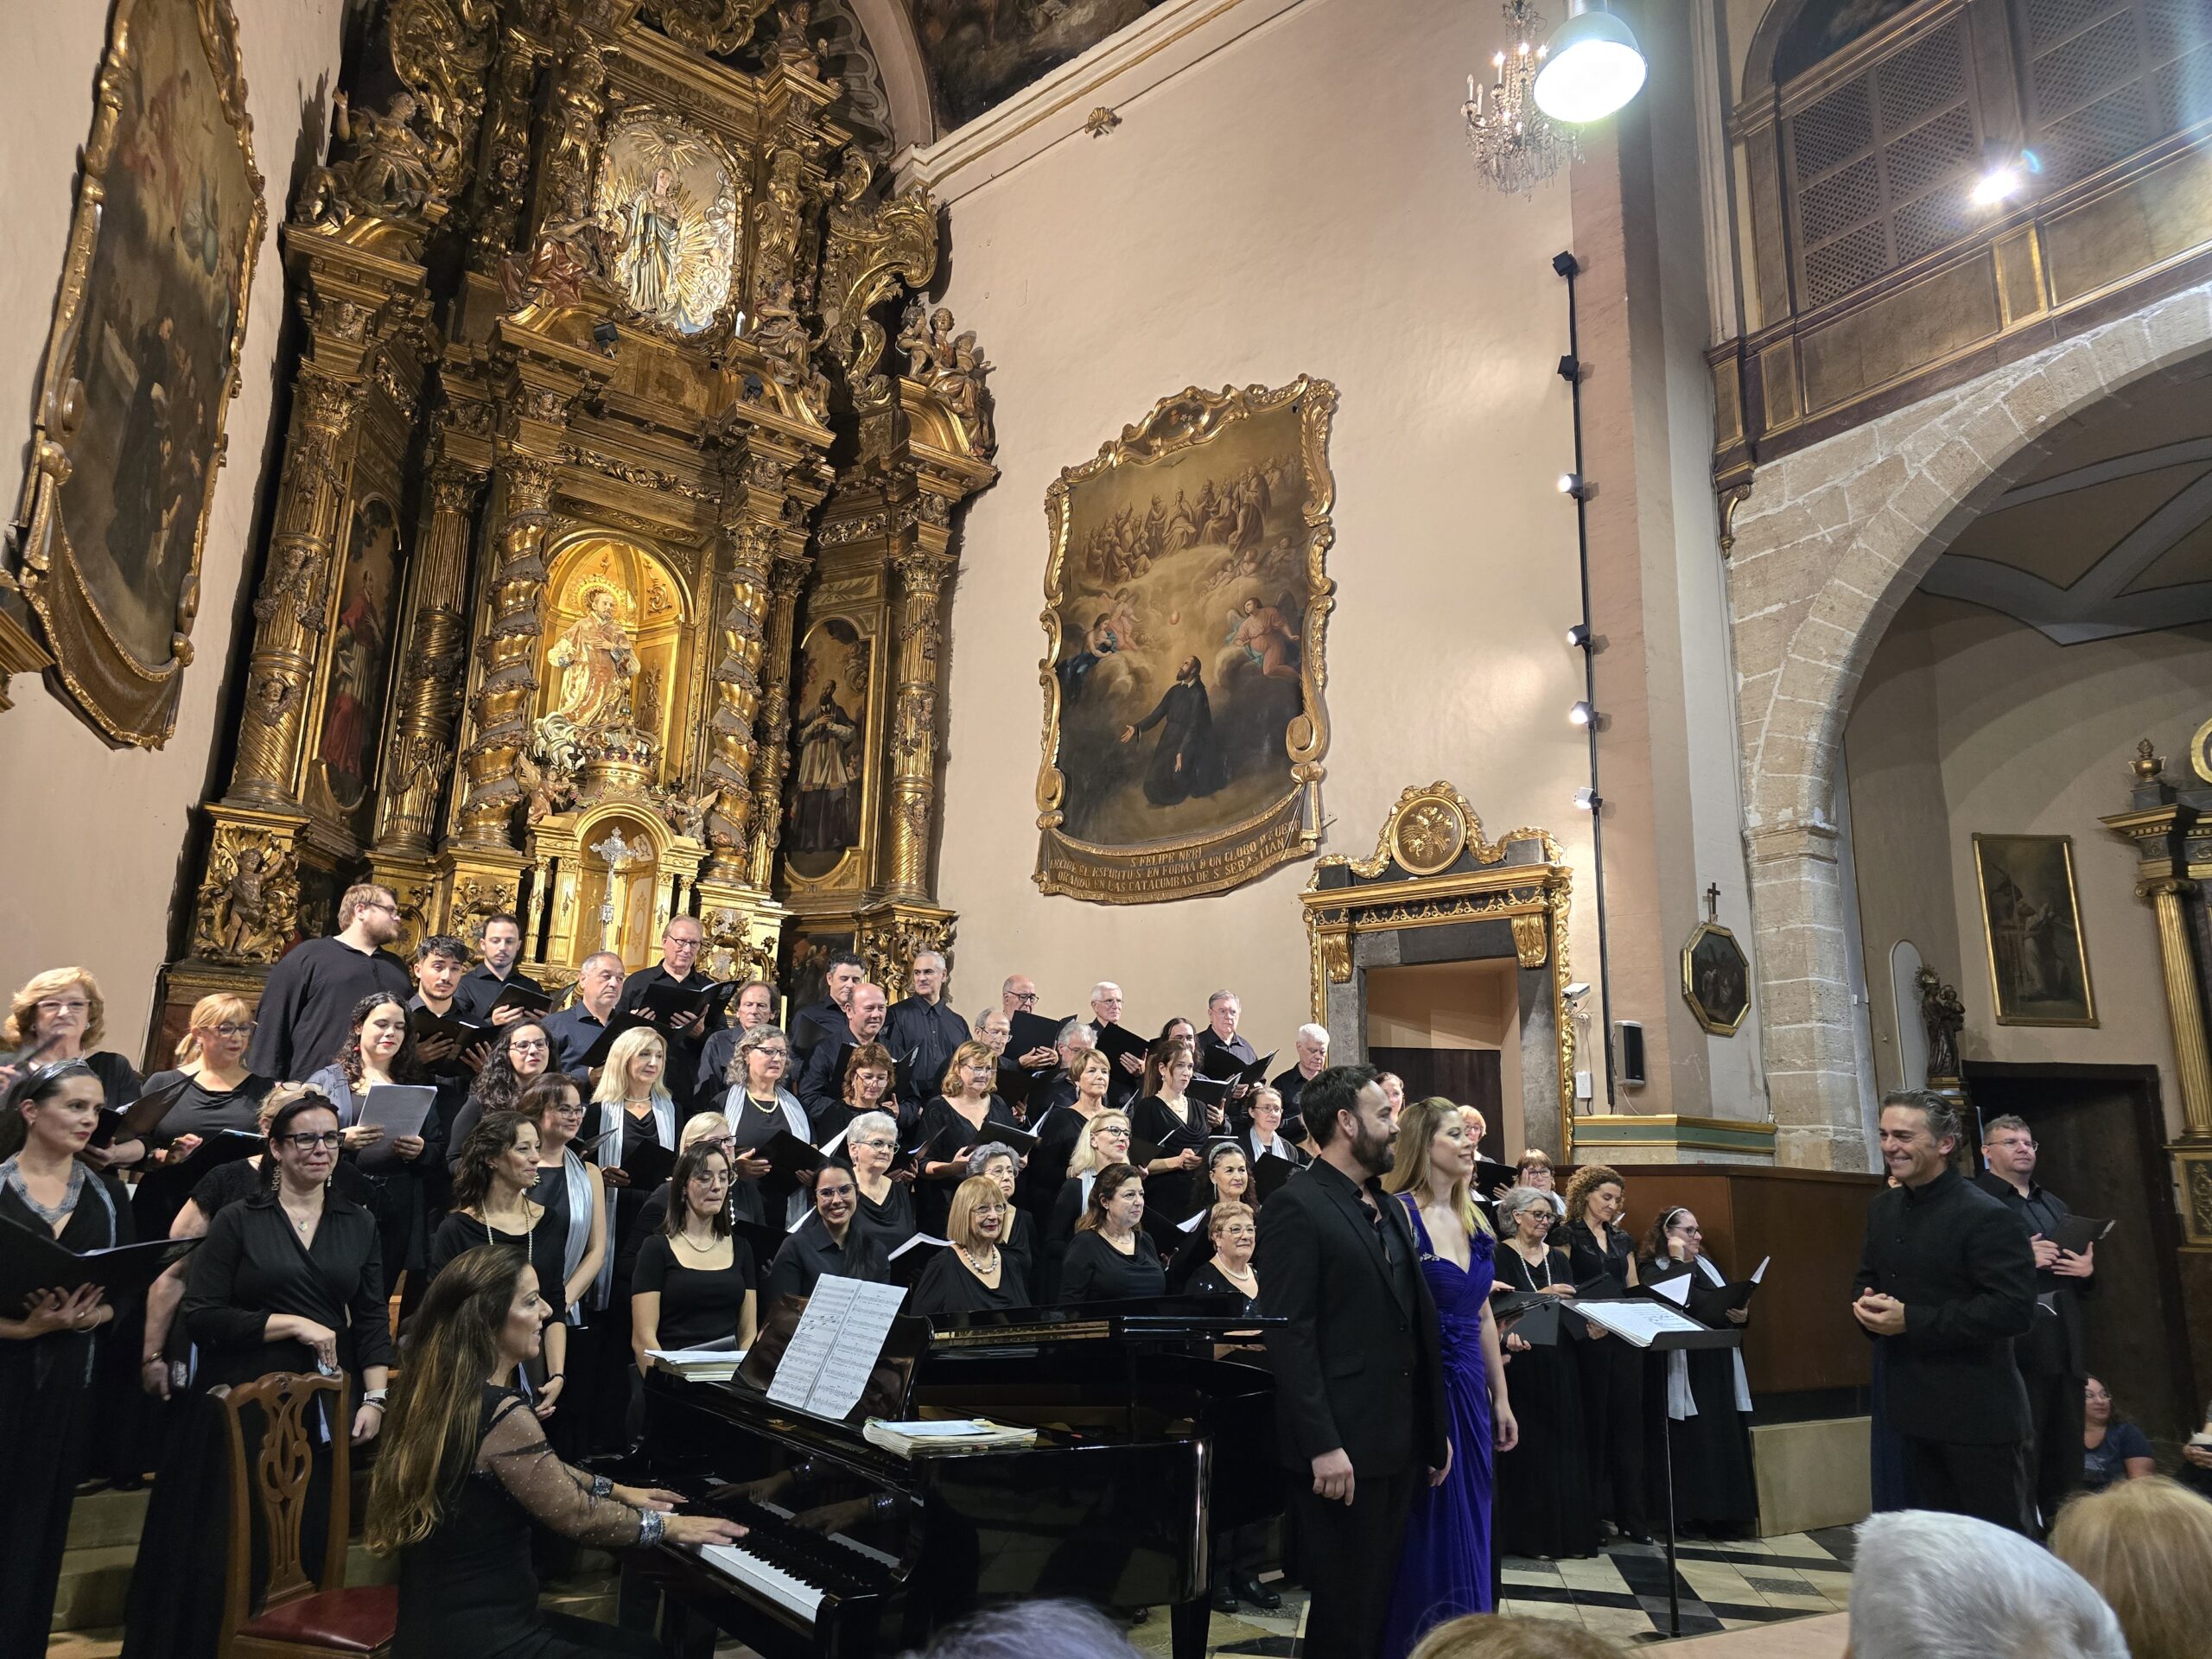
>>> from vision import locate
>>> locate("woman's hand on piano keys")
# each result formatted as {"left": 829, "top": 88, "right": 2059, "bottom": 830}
{"left": 664, "top": 1513, "right": 750, "bottom": 1547}
{"left": 614, "top": 1483, "right": 687, "bottom": 1510}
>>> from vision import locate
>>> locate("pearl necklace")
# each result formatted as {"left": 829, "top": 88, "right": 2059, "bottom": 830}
{"left": 958, "top": 1243, "right": 1000, "bottom": 1276}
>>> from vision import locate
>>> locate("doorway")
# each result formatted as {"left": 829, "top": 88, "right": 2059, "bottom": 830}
{"left": 1366, "top": 959, "right": 1520, "bottom": 1162}
{"left": 1963, "top": 1061, "right": 2196, "bottom": 1435}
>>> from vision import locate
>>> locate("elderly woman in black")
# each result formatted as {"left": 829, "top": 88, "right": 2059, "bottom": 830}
{"left": 1492, "top": 1184, "right": 1599, "bottom": 1560}
{"left": 845, "top": 1109, "right": 916, "bottom": 1245}
{"left": 1562, "top": 1162, "right": 1650, "bottom": 1545}
{"left": 0, "top": 1064, "right": 131, "bottom": 1640}
{"left": 1060, "top": 1165, "right": 1167, "bottom": 1303}
{"left": 911, "top": 1175, "right": 1029, "bottom": 1318}
{"left": 965, "top": 1141, "right": 1033, "bottom": 1287}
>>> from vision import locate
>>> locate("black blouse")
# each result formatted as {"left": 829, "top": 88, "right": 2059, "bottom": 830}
{"left": 141, "top": 1068, "right": 275, "bottom": 1145}
{"left": 1567, "top": 1220, "right": 1636, "bottom": 1297}
{"left": 915, "top": 1094, "right": 1020, "bottom": 1230}
{"left": 181, "top": 1192, "right": 393, "bottom": 1388}
{"left": 910, "top": 1249, "right": 1031, "bottom": 1319}
{"left": 0, "top": 1162, "right": 130, "bottom": 1384}
{"left": 1130, "top": 1094, "right": 1206, "bottom": 1223}
{"left": 428, "top": 1211, "right": 569, "bottom": 1325}
{"left": 854, "top": 1177, "right": 916, "bottom": 1246}
{"left": 1184, "top": 1258, "right": 1262, "bottom": 1319}
{"left": 1060, "top": 1229, "right": 1167, "bottom": 1304}
{"left": 632, "top": 1232, "right": 756, "bottom": 1351}
{"left": 190, "top": 1155, "right": 374, "bottom": 1220}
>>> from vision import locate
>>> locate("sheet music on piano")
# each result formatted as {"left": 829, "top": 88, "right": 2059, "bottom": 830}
{"left": 764, "top": 1276, "right": 911, "bottom": 1421}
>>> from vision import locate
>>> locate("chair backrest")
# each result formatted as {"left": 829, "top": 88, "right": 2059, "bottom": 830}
{"left": 216, "top": 1370, "right": 351, "bottom": 1636}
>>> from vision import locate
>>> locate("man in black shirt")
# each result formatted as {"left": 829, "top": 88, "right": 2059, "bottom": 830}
{"left": 405, "top": 935, "right": 478, "bottom": 1175}
{"left": 791, "top": 950, "right": 866, "bottom": 1061}
{"left": 1086, "top": 981, "right": 1143, "bottom": 1112}
{"left": 1270, "top": 1023, "right": 1331, "bottom": 1123}
{"left": 1853, "top": 1090, "right": 2037, "bottom": 1533}
{"left": 245, "top": 883, "right": 412, "bottom": 1083}
{"left": 766, "top": 1166, "right": 884, "bottom": 1300}
{"left": 1975, "top": 1113, "right": 2095, "bottom": 1529}
{"left": 545, "top": 951, "right": 626, "bottom": 1074}
{"left": 450, "top": 912, "right": 544, "bottom": 1027}
{"left": 618, "top": 914, "right": 719, "bottom": 1110}
{"left": 794, "top": 982, "right": 888, "bottom": 1122}
{"left": 883, "top": 951, "right": 969, "bottom": 1118}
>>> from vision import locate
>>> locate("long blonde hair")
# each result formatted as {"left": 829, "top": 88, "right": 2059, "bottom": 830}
{"left": 1066, "top": 1110, "right": 1130, "bottom": 1178}
{"left": 592, "top": 1027, "right": 671, "bottom": 1109}
{"left": 1383, "top": 1096, "right": 1492, "bottom": 1236}
{"left": 2050, "top": 1475, "right": 2212, "bottom": 1659}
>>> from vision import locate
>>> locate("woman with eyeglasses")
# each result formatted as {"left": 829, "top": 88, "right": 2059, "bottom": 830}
{"left": 632, "top": 1143, "right": 758, "bottom": 1370}
{"left": 525, "top": 1075, "right": 607, "bottom": 1459}
{"left": 820, "top": 1039, "right": 896, "bottom": 1150}
{"left": 446, "top": 1020, "right": 555, "bottom": 1175}
{"left": 430, "top": 1113, "right": 572, "bottom": 1422}
{"left": 911, "top": 1175, "right": 1030, "bottom": 1318}
{"left": 1181, "top": 1198, "right": 1278, "bottom": 1613}
{"left": 131, "top": 994, "right": 275, "bottom": 1235}
{"left": 1022, "top": 1047, "right": 1115, "bottom": 1230}
{"left": 306, "top": 993, "right": 437, "bottom": 1294}
{"left": 1491, "top": 1185, "right": 1599, "bottom": 1562}
{"left": 719, "top": 1024, "right": 814, "bottom": 1230}
{"left": 1637, "top": 1205, "right": 1755, "bottom": 1539}
{"left": 0, "top": 967, "right": 143, "bottom": 1167}
{"left": 844, "top": 1109, "right": 916, "bottom": 1246}
{"left": 1045, "top": 1108, "right": 1135, "bottom": 1294}
{"left": 964, "top": 1142, "right": 1033, "bottom": 1289}
{"left": 915, "top": 1040, "right": 1022, "bottom": 1236}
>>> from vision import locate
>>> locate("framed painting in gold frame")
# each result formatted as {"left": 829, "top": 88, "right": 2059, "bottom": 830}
{"left": 1972, "top": 832, "right": 2097, "bottom": 1027}
{"left": 1035, "top": 378, "right": 1336, "bottom": 904}
{"left": 11, "top": 0, "right": 264, "bottom": 747}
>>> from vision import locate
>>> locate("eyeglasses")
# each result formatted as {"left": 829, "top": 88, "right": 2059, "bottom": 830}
{"left": 359, "top": 899, "right": 398, "bottom": 914}
{"left": 282, "top": 1132, "right": 344, "bottom": 1151}
{"left": 1008, "top": 992, "right": 1038, "bottom": 1006}
{"left": 210, "top": 1022, "right": 256, "bottom": 1038}
{"left": 855, "top": 1136, "right": 894, "bottom": 1150}
{"left": 666, "top": 937, "right": 702, "bottom": 951}
{"left": 35, "top": 999, "right": 90, "bottom": 1015}
{"left": 817, "top": 1185, "right": 856, "bottom": 1201}
{"left": 508, "top": 1039, "right": 549, "bottom": 1052}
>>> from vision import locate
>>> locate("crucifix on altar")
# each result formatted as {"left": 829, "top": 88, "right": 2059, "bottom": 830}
{"left": 590, "top": 826, "right": 640, "bottom": 957}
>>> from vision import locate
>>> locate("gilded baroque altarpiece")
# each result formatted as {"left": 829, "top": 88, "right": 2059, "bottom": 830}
{"left": 41, "top": 0, "right": 1002, "bottom": 1045}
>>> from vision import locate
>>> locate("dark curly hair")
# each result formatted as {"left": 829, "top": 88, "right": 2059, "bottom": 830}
{"left": 466, "top": 1021, "right": 552, "bottom": 1114}
{"left": 451, "top": 1110, "right": 534, "bottom": 1213}
{"left": 333, "top": 993, "right": 423, "bottom": 1087}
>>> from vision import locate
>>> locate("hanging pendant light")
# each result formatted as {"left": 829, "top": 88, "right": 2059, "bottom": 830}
{"left": 1532, "top": 0, "right": 1648, "bottom": 124}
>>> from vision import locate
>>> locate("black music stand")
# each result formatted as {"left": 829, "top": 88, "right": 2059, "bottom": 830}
{"left": 1576, "top": 1300, "right": 1742, "bottom": 1639}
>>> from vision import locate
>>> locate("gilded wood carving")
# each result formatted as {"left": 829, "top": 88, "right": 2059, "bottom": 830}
{"left": 1036, "top": 378, "right": 1335, "bottom": 904}
{"left": 12, "top": 0, "right": 265, "bottom": 746}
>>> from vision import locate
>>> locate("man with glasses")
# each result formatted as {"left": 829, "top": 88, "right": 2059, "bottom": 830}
{"left": 1976, "top": 1113, "right": 2095, "bottom": 1530}
{"left": 451, "top": 912, "right": 544, "bottom": 1026}
{"left": 617, "top": 914, "right": 719, "bottom": 1110}
{"left": 766, "top": 1164, "right": 886, "bottom": 1300}
{"left": 884, "top": 952, "right": 969, "bottom": 1118}
{"left": 1001, "top": 975, "right": 1058, "bottom": 1070}
{"left": 694, "top": 979, "right": 779, "bottom": 1100}
{"left": 245, "top": 883, "right": 411, "bottom": 1084}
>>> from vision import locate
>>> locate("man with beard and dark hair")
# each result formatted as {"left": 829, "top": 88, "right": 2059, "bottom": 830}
{"left": 1118, "top": 655, "right": 1229, "bottom": 806}
{"left": 1257, "top": 1064, "right": 1450, "bottom": 1657}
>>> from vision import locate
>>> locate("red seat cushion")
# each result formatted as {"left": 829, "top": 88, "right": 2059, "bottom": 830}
{"left": 238, "top": 1584, "right": 398, "bottom": 1652}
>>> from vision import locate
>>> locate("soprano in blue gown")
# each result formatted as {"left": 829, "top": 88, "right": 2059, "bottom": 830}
{"left": 1381, "top": 1194, "right": 1496, "bottom": 1657}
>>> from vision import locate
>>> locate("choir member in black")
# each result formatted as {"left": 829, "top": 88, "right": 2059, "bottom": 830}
{"left": 1179, "top": 1198, "right": 1280, "bottom": 1615}
{"left": 964, "top": 1142, "right": 1033, "bottom": 1289}
{"left": 766, "top": 1164, "right": 882, "bottom": 1301}
{"left": 0, "top": 1063, "right": 131, "bottom": 1643}
{"left": 1562, "top": 1163, "right": 1651, "bottom": 1543}
{"left": 1, "top": 967, "right": 143, "bottom": 1166}
{"left": 407, "top": 934, "right": 488, "bottom": 1168}
{"left": 449, "top": 912, "right": 544, "bottom": 1026}
{"left": 884, "top": 951, "right": 969, "bottom": 1120}
{"left": 632, "top": 1114, "right": 764, "bottom": 1238}
{"left": 1169, "top": 1140, "right": 1251, "bottom": 1287}
{"left": 446, "top": 1020, "right": 554, "bottom": 1174}
{"left": 525, "top": 1076, "right": 607, "bottom": 1459}
{"left": 1060, "top": 1165, "right": 1168, "bottom": 1302}
{"left": 1269, "top": 1023, "right": 1330, "bottom": 1127}
{"left": 716, "top": 1024, "right": 814, "bottom": 1230}
{"left": 242, "top": 883, "right": 411, "bottom": 1084}
{"left": 430, "top": 1113, "right": 571, "bottom": 1420}
{"left": 1130, "top": 1038, "right": 1209, "bottom": 1236}
{"left": 364, "top": 1247, "right": 741, "bottom": 1659}
{"left": 1491, "top": 1185, "right": 1599, "bottom": 1560}
{"left": 132, "top": 1094, "right": 392, "bottom": 1659}
{"left": 1639, "top": 1205, "right": 1756, "bottom": 1538}
{"left": 815, "top": 1039, "right": 895, "bottom": 1153}
{"left": 306, "top": 992, "right": 438, "bottom": 1288}
{"left": 1046, "top": 1109, "right": 1134, "bottom": 1254}
{"left": 792, "top": 982, "right": 887, "bottom": 1127}
{"left": 790, "top": 948, "right": 866, "bottom": 1062}
{"left": 1507, "top": 1148, "right": 1567, "bottom": 1217}
{"left": 616, "top": 915, "right": 718, "bottom": 1112}
{"left": 583, "top": 1027, "right": 681, "bottom": 1448}
{"left": 1194, "top": 988, "right": 1256, "bottom": 1118}
{"left": 1087, "top": 981, "right": 1144, "bottom": 1110}
{"left": 1242, "top": 1084, "right": 1309, "bottom": 1174}
{"left": 1026, "top": 1020, "right": 1098, "bottom": 1130}
{"left": 632, "top": 1144, "right": 759, "bottom": 1365}
{"left": 845, "top": 1110, "right": 917, "bottom": 1246}
{"left": 544, "top": 951, "right": 625, "bottom": 1074}
{"left": 914, "top": 1039, "right": 1021, "bottom": 1235}
{"left": 133, "top": 993, "right": 274, "bottom": 1237}
{"left": 694, "top": 979, "right": 777, "bottom": 1104}
{"left": 1021, "top": 1046, "right": 1114, "bottom": 1228}
{"left": 910, "top": 1175, "right": 1030, "bottom": 1318}
{"left": 1001, "top": 975, "right": 1058, "bottom": 1071}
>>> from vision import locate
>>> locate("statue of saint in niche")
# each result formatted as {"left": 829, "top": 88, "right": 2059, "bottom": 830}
{"left": 548, "top": 588, "right": 638, "bottom": 729}
{"left": 614, "top": 166, "right": 682, "bottom": 317}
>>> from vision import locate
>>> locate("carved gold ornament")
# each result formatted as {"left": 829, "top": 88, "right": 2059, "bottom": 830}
{"left": 593, "top": 113, "right": 741, "bottom": 339}
{"left": 1391, "top": 797, "right": 1466, "bottom": 875}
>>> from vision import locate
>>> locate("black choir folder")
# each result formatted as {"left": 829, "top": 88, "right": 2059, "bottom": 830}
{"left": 2052, "top": 1214, "right": 2113, "bottom": 1256}
{"left": 90, "top": 1073, "right": 193, "bottom": 1151}
{"left": 0, "top": 1221, "right": 200, "bottom": 1313}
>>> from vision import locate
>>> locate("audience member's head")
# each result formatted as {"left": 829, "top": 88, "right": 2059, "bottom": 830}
{"left": 2050, "top": 1475, "right": 2212, "bottom": 1659}
{"left": 909, "top": 1598, "right": 1141, "bottom": 1658}
{"left": 1408, "top": 1612, "right": 1623, "bottom": 1657}
{"left": 1847, "top": 1510, "right": 2126, "bottom": 1659}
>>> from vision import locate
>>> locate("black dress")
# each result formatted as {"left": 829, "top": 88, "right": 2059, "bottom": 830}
{"left": 914, "top": 1094, "right": 1020, "bottom": 1234}
{"left": 1019, "top": 1101, "right": 1095, "bottom": 1224}
{"left": 1060, "top": 1229, "right": 1167, "bottom": 1303}
{"left": 632, "top": 1232, "right": 756, "bottom": 1351}
{"left": 853, "top": 1177, "right": 916, "bottom": 1249}
{"left": 1184, "top": 1259, "right": 1262, "bottom": 1318}
{"left": 133, "top": 1069, "right": 276, "bottom": 1239}
{"left": 429, "top": 1211, "right": 569, "bottom": 1329}
{"left": 1566, "top": 1219, "right": 1648, "bottom": 1535}
{"left": 1492, "top": 1244, "right": 1599, "bottom": 1559}
{"left": 1130, "top": 1093, "right": 1207, "bottom": 1229}
{"left": 0, "top": 1160, "right": 129, "bottom": 1644}
{"left": 395, "top": 1386, "right": 660, "bottom": 1659}
{"left": 1642, "top": 1256, "right": 1757, "bottom": 1536}
{"left": 910, "top": 1249, "right": 1031, "bottom": 1319}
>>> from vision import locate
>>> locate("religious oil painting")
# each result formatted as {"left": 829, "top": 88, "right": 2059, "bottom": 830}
{"left": 14, "top": 0, "right": 263, "bottom": 746}
{"left": 786, "top": 617, "right": 873, "bottom": 884}
{"left": 1037, "top": 378, "right": 1336, "bottom": 904}
{"left": 592, "top": 113, "right": 738, "bottom": 337}
{"left": 1681, "top": 920, "right": 1751, "bottom": 1037}
{"left": 1973, "top": 834, "right": 2097, "bottom": 1027}
{"left": 311, "top": 497, "right": 404, "bottom": 822}
{"left": 906, "top": 0, "right": 1172, "bottom": 131}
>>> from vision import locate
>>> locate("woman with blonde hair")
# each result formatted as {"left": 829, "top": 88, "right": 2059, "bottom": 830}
{"left": 1378, "top": 1098, "right": 1516, "bottom": 1650}
{"left": 1045, "top": 1108, "right": 1135, "bottom": 1296}
{"left": 1562, "top": 1162, "right": 1649, "bottom": 1544}
{"left": 1023, "top": 1045, "right": 1116, "bottom": 1234}
{"left": 365, "top": 1246, "right": 741, "bottom": 1657}
{"left": 2, "top": 966, "right": 141, "bottom": 1166}
{"left": 912, "top": 1173, "right": 1029, "bottom": 1317}
{"left": 133, "top": 993, "right": 273, "bottom": 1236}
{"left": 2050, "top": 1473, "right": 2212, "bottom": 1659}
{"left": 915, "top": 1038, "right": 1020, "bottom": 1234}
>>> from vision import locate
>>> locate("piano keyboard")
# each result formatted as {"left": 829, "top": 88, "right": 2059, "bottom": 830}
{"left": 697, "top": 1539, "right": 827, "bottom": 1623}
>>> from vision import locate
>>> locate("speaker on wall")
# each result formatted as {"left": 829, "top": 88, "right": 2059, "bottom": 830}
{"left": 1616, "top": 1020, "right": 1645, "bottom": 1086}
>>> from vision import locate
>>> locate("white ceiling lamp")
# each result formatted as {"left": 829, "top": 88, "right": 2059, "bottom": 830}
{"left": 1533, "top": 1, "right": 1648, "bottom": 124}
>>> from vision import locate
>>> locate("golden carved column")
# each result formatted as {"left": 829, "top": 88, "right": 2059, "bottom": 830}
{"left": 702, "top": 476, "right": 777, "bottom": 882}
{"left": 881, "top": 524, "right": 956, "bottom": 899}
{"left": 455, "top": 446, "right": 556, "bottom": 845}
{"left": 747, "top": 550, "right": 811, "bottom": 890}
{"left": 2144, "top": 877, "right": 2212, "bottom": 1140}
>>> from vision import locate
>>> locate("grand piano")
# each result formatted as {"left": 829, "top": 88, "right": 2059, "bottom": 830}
{"left": 633, "top": 1294, "right": 1281, "bottom": 1658}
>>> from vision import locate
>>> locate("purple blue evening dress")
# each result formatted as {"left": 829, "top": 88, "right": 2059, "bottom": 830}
{"left": 1381, "top": 1193, "right": 1496, "bottom": 1659}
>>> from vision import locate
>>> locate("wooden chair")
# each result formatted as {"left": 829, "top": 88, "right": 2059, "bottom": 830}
{"left": 215, "top": 1371, "right": 397, "bottom": 1659}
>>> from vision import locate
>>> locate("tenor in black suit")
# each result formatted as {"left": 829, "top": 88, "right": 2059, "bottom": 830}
{"left": 1257, "top": 1066, "right": 1447, "bottom": 1659}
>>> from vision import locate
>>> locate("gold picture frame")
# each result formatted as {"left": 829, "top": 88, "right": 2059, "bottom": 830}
{"left": 1973, "top": 832, "right": 2098, "bottom": 1027}
{"left": 11, "top": 0, "right": 264, "bottom": 747}
{"left": 1034, "top": 378, "right": 1336, "bottom": 904}
{"left": 1681, "top": 919, "right": 1751, "bottom": 1036}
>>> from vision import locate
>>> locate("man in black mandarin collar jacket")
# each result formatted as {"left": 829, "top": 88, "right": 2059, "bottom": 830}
{"left": 1853, "top": 1090, "right": 2037, "bottom": 1533}
{"left": 1258, "top": 1065, "right": 1448, "bottom": 1659}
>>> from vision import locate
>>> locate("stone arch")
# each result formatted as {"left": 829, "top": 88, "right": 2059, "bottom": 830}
{"left": 1726, "top": 281, "right": 2212, "bottom": 1168}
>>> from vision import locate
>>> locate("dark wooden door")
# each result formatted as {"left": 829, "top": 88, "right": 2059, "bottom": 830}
{"left": 1368, "top": 1047, "right": 1504, "bottom": 1164}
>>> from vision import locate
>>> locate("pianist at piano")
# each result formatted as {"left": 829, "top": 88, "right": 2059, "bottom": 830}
{"left": 366, "top": 1247, "right": 744, "bottom": 1658}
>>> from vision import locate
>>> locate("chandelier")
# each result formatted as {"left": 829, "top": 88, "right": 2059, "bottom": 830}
{"left": 1463, "top": 0, "right": 1580, "bottom": 197}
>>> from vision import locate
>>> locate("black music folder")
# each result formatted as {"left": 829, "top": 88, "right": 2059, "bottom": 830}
{"left": 1491, "top": 1289, "right": 1566, "bottom": 1345}
{"left": 487, "top": 980, "right": 555, "bottom": 1017}
{"left": 1202, "top": 1049, "right": 1276, "bottom": 1087}
{"left": 623, "top": 1137, "right": 678, "bottom": 1192}
{"left": 884, "top": 1233, "right": 951, "bottom": 1289}
{"left": 1252, "top": 1151, "right": 1302, "bottom": 1204}
{"left": 1184, "top": 1075, "right": 1233, "bottom": 1111}
{"left": 760, "top": 1130, "right": 827, "bottom": 1182}
{"left": 0, "top": 1224, "right": 201, "bottom": 1313}
{"left": 578, "top": 1011, "right": 660, "bottom": 1070}
{"left": 976, "top": 1122, "right": 1040, "bottom": 1157}
{"left": 168, "top": 1128, "right": 265, "bottom": 1185}
{"left": 1474, "top": 1158, "right": 1521, "bottom": 1198}
{"left": 91, "top": 1072, "right": 193, "bottom": 1150}
{"left": 642, "top": 979, "right": 743, "bottom": 1027}
{"left": 2052, "top": 1215, "right": 2113, "bottom": 1255}
{"left": 1095, "top": 1021, "right": 1148, "bottom": 1074}
{"left": 1006, "top": 1012, "right": 1066, "bottom": 1061}
{"left": 409, "top": 1006, "right": 488, "bottom": 1048}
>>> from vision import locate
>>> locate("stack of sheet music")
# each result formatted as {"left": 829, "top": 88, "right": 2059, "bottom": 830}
{"left": 861, "top": 1419, "right": 1038, "bottom": 1459}
{"left": 646, "top": 1338, "right": 747, "bottom": 1382}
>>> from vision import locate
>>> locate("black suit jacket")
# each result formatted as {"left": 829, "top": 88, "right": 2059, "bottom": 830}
{"left": 1257, "top": 1157, "right": 1448, "bottom": 1478}
{"left": 1853, "top": 1166, "right": 2037, "bottom": 1443}
{"left": 1972, "top": 1170, "right": 2092, "bottom": 1375}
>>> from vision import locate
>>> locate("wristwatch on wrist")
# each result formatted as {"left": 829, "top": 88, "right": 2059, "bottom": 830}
{"left": 590, "top": 1473, "right": 613, "bottom": 1498}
